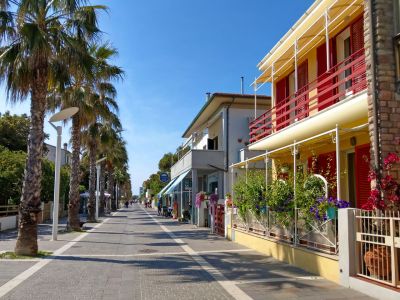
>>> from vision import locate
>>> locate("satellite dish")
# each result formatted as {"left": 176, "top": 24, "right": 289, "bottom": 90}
{"left": 49, "top": 107, "right": 79, "bottom": 122}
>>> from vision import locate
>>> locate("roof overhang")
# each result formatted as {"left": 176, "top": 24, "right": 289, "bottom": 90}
{"left": 182, "top": 93, "right": 271, "bottom": 138}
{"left": 255, "top": 0, "right": 364, "bottom": 85}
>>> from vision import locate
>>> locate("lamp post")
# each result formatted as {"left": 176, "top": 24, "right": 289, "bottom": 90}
{"left": 95, "top": 157, "right": 107, "bottom": 220}
{"left": 49, "top": 107, "right": 79, "bottom": 241}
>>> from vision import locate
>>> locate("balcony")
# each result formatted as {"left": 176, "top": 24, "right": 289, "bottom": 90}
{"left": 250, "top": 48, "right": 367, "bottom": 144}
{"left": 171, "top": 149, "right": 225, "bottom": 179}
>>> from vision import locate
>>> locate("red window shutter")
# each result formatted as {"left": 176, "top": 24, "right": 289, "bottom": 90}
{"left": 351, "top": 17, "right": 365, "bottom": 94}
{"left": 351, "top": 17, "right": 364, "bottom": 54}
{"left": 355, "top": 144, "right": 370, "bottom": 208}
{"left": 317, "top": 42, "right": 337, "bottom": 110}
{"left": 296, "top": 61, "right": 309, "bottom": 120}
{"left": 276, "top": 77, "right": 289, "bottom": 130}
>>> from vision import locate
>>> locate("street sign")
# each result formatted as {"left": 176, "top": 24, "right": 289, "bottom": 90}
{"left": 159, "top": 172, "right": 169, "bottom": 183}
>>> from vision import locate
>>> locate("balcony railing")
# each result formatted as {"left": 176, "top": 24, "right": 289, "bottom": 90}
{"left": 249, "top": 48, "right": 367, "bottom": 144}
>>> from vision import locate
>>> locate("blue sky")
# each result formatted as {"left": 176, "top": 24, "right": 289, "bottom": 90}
{"left": 0, "top": 0, "right": 314, "bottom": 194}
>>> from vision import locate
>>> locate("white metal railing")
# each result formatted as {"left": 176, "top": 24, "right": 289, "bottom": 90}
{"left": 355, "top": 210, "right": 400, "bottom": 288}
{"left": 231, "top": 207, "right": 338, "bottom": 255}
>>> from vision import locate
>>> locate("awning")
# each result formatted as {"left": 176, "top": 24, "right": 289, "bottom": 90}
{"left": 165, "top": 170, "right": 191, "bottom": 195}
{"left": 157, "top": 177, "right": 177, "bottom": 198}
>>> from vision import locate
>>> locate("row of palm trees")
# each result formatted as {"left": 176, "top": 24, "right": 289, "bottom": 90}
{"left": 0, "top": 0, "right": 129, "bottom": 256}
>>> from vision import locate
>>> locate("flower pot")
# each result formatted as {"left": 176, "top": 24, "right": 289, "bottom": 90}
{"left": 327, "top": 207, "right": 337, "bottom": 220}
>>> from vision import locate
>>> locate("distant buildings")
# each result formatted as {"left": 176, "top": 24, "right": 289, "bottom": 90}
{"left": 45, "top": 143, "right": 72, "bottom": 166}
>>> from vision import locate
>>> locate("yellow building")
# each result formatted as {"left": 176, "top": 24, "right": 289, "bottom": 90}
{"left": 228, "top": 0, "right": 371, "bottom": 283}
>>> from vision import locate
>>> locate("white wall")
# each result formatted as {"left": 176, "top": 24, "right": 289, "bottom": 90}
{"left": 0, "top": 215, "right": 17, "bottom": 231}
{"left": 225, "top": 107, "right": 266, "bottom": 194}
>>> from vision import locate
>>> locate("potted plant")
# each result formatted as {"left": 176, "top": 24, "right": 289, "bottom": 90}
{"left": 195, "top": 192, "right": 205, "bottom": 208}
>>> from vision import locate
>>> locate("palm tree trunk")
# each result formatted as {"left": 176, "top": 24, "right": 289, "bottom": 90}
{"left": 67, "top": 115, "right": 82, "bottom": 230}
{"left": 87, "top": 142, "right": 97, "bottom": 221}
{"left": 15, "top": 76, "right": 47, "bottom": 256}
{"left": 109, "top": 169, "right": 116, "bottom": 211}
{"left": 99, "top": 161, "right": 105, "bottom": 215}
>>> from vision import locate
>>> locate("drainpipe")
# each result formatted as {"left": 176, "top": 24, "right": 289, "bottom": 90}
{"left": 367, "top": 0, "right": 381, "bottom": 173}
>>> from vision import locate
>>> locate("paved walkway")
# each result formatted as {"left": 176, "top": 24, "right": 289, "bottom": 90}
{"left": 0, "top": 204, "right": 374, "bottom": 300}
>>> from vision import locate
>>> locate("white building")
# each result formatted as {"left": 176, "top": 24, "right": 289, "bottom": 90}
{"left": 160, "top": 93, "right": 270, "bottom": 226}
{"left": 45, "top": 143, "right": 72, "bottom": 166}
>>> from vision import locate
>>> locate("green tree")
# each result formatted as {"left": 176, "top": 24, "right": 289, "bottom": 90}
{"left": 0, "top": 147, "right": 69, "bottom": 208}
{"left": 0, "top": 112, "right": 30, "bottom": 152}
{"left": 0, "top": 146, "right": 26, "bottom": 205}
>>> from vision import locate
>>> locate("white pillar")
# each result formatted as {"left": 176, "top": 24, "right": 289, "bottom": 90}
{"left": 254, "top": 78, "right": 258, "bottom": 119}
{"left": 335, "top": 125, "right": 341, "bottom": 198}
{"left": 191, "top": 169, "right": 198, "bottom": 225}
{"left": 294, "top": 40, "right": 299, "bottom": 92}
{"left": 180, "top": 180, "right": 183, "bottom": 218}
{"left": 325, "top": 10, "right": 331, "bottom": 71}
{"left": 293, "top": 142, "right": 298, "bottom": 246}
{"left": 265, "top": 152, "right": 269, "bottom": 187}
{"left": 96, "top": 164, "right": 100, "bottom": 220}
{"left": 52, "top": 126, "right": 62, "bottom": 241}
{"left": 338, "top": 208, "right": 357, "bottom": 287}
{"left": 271, "top": 64, "right": 275, "bottom": 107}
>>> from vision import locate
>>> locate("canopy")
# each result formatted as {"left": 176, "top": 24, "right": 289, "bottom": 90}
{"left": 157, "top": 177, "right": 177, "bottom": 198}
{"left": 164, "top": 170, "right": 191, "bottom": 195}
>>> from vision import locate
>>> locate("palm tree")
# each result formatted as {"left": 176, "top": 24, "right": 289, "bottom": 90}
{"left": 82, "top": 113, "right": 121, "bottom": 222}
{"left": 102, "top": 137, "right": 128, "bottom": 210}
{"left": 0, "top": 0, "right": 104, "bottom": 256}
{"left": 50, "top": 43, "right": 123, "bottom": 229}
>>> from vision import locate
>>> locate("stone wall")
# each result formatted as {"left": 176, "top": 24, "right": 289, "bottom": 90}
{"left": 364, "top": 0, "right": 400, "bottom": 177}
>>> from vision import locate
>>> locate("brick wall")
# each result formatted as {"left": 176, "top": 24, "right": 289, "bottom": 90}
{"left": 364, "top": 0, "right": 400, "bottom": 177}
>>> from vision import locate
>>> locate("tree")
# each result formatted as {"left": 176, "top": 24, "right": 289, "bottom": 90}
{"left": 50, "top": 43, "right": 123, "bottom": 229}
{"left": 0, "top": 112, "right": 30, "bottom": 151}
{"left": 0, "top": 0, "right": 104, "bottom": 256}
{"left": 0, "top": 146, "right": 70, "bottom": 208}
{"left": 80, "top": 44, "right": 123, "bottom": 222}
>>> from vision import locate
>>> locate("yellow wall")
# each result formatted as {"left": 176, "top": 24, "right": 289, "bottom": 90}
{"left": 230, "top": 229, "right": 340, "bottom": 283}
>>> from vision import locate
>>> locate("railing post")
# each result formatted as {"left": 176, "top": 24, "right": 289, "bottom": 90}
{"left": 254, "top": 78, "right": 257, "bottom": 120}
{"left": 390, "top": 217, "right": 398, "bottom": 286}
{"left": 325, "top": 10, "right": 330, "bottom": 71}
{"left": 294, "top": 40, "right": 299, "bottom": 92}
{"left": 335, "top": 124, "right": 341, "bottom": 199}
{"left": 293, "top": 142, "right": 298, "bottom": 245}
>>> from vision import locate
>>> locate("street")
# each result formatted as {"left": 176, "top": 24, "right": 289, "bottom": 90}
{"left": 0, "top": 204, "right": 373, "bottom": 300}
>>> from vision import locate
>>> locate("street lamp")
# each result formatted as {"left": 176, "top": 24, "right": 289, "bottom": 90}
{"left": 49, "top": 107, "right": 79, "bottom": 241}
{"left": 95, "top": 156, "right": 107, "bottom": 220}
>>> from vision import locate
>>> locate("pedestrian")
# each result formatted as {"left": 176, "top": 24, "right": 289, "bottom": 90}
{"left": 157, "top": 200, "right": 162, "bottom": 215}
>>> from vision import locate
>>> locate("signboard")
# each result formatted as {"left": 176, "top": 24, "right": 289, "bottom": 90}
{"left": 184, "top": 178, "right": 192, "bottom": 191}
{"left": 159, "top": 172, "right": 169, "bottom": 183}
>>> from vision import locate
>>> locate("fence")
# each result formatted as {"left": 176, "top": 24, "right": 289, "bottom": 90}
{"left": 231, "top": 207, "right": 337, "bottom": 255}
{"left": 0, "top": 205, "right": 18, "bottom": 217}
{"left": 355, "top": 210, "right": 400, "bottom": 288}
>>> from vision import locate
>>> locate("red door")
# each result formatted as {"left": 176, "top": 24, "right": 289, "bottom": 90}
{"left": 317, "top": 41, "right": 337, "bottom": 110}
{"left": 350, "top": 17, "right": 365, "bottom": 94}
{"left": 276, "top": 77, "right": 289, "bottom": 130}
{"left": 355, "top": 144, "right": 370, "bottom": 208}
{"left": 295, "top": 60, "right": 309, "bottom": 120}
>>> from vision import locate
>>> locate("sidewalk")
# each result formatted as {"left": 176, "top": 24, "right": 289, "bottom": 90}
{"left": 0, "top": 205, "right": 375, "bottom": 299}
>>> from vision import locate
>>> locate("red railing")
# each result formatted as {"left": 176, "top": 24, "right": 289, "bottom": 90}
{"left": 249, "top": 48, "right": 367, "bottom": 144}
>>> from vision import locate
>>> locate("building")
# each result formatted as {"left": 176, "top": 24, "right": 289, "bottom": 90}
{"left": 45, "top": 143, "right": 72, "bottom": 166}
{"left": 226, "top": 0, "right": 400, "bottom": 296}
{"left": 159, "top": 93, "right": 270, "bottom": 227}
